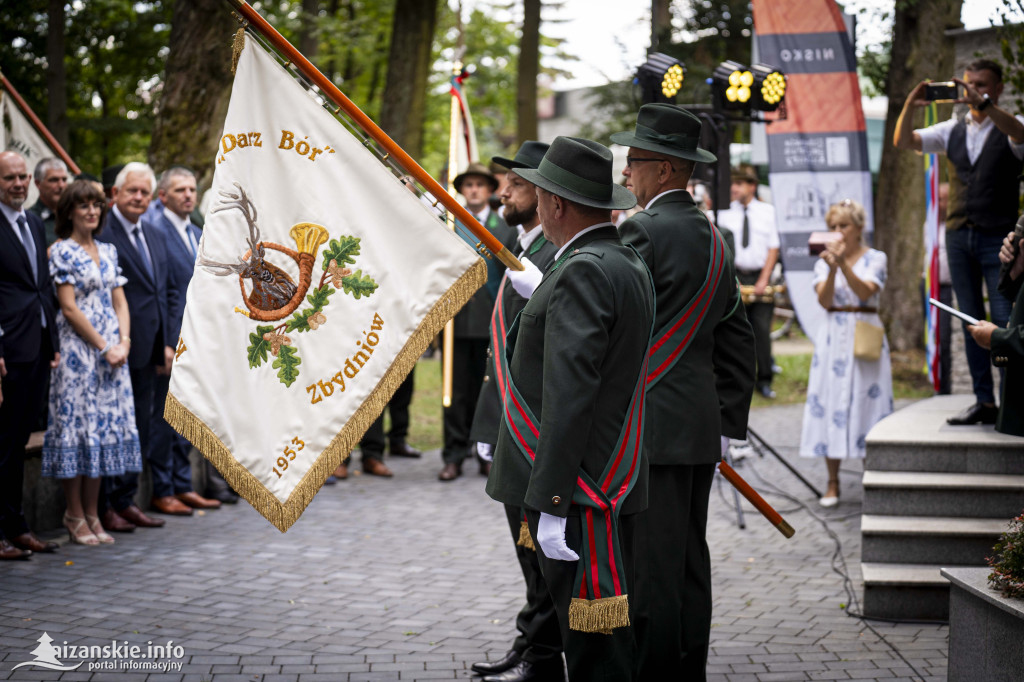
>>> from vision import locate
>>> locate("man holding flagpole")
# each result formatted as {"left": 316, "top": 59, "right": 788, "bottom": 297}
{"left": 486, "top": 136, "right": 652, "bottom": 680}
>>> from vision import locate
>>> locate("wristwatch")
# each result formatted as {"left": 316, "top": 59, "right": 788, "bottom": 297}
{"left": 977, "top": 93, "right": 992, "bottom": 111}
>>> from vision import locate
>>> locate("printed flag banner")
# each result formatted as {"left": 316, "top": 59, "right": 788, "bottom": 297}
{"left": 449, "top": 70, "right": 479, "bottom": 174}
{"left": 923, "top": 103, "right": 942, "bottom": 390}
{"left": 165, "top": 34, "right": 486, "bottom": 531}
{"left": 1, "top": 89, "right": 55, "bottom": 207}
{"left": 753, "top": 0, "right": 873, "bottom": 340}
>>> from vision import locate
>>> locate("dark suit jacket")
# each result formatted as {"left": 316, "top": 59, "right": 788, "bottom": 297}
{"left": 0, "top": 209, "right": 58, "bottom": 362}
{"left": 619, "top": 190, "right": 755, "bottom": 466}
{"left": 97, "top": 210, "right": 180, "bottom": 369}
{"left": 469, "top": 231, "right": 558, "bottom": 445}
{"left": 453, "top": 208, "right": 517, "bottom": 339}
{"left": 993, "top": 268, "right": 1024, "bottom": 436}
{"left": 154, "top": 212, "right": 201, "bottom": 327}
{"left": 485, "top": 225, "right": 654, "bottom": 517}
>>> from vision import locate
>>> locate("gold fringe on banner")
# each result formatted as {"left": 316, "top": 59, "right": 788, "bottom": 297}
{"left": 568, "top": 595, "right": 630, "bottom": 634}
{"left": 231, "top": 28, "right": 246, "bottom": 74}
{"left": 164, "top": 257, "right": 487, "bottom": 532}
{"left": 516, "top": 521, "right": 535, "bottom": 551}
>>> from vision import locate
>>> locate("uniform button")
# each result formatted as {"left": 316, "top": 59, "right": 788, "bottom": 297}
{"left": 551, "top": 496, "right": 561, "bottom": 506}
{"left": 483, "top": 375, "right": 490, "bottom": 383}
{"left": 487, "top": 348, "right": 492, "bottom": 358}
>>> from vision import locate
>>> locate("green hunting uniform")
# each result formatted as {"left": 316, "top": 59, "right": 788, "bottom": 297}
{"left": 619, "top": 190, "right": 756, "bottom": 680}
{"left": 993, "top": 266, "right": 1024, "bottom": 437}
{"left": 486, "top": 224, "right": 654, "bottom": 681}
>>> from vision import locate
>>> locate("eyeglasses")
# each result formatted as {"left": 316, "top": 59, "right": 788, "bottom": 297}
{"left": 625, "top": 156, "right": 669, "bottom": 168}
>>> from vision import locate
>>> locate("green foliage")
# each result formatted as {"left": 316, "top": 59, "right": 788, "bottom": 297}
{"left": 284, "top": 285, "right": 335, "bottom": 333}
{"left": 340, "top": 269, "right": 379, "bottom": 298}
{"left": 859, "top": 39, "right": 892, "bottom": 98}
{"left": 988, "top": 511, "right": 1024, "bottom": 599}
{"left": 996, "top": 0, "right": 1024, "bottom": 112}
{"left": 247, "top": 325, "right": 276, "bottom": 368}
{"left": 273, "top": 343, "right": 302, "bottom": 387}
{"left": 322, "top": 236, "right": 361, "bottom": 269}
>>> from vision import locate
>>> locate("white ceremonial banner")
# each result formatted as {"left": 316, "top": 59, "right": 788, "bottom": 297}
{"left": 1, "top": 91, "right": 54, "bottom": 207}
{"left": 166, "top": 35, "right": 485, "bottom": 531}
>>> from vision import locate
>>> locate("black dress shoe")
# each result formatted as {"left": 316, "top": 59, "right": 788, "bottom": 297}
{"left": 207, "top": 487, "right": 240, "bottom": 504}
{"left": 388, "top": 439, "right": 422, "bottom": 458}
{"left": 483, "top": 659, "right": 564, "bottom": 682}
{"left": 947, "top": 402, "right": 998, "bottom": 425}
{"left": 472, "top": 650, "right": 521, "bottom": 675}
{"left": 756, "top": 383, "right": 776, "bottom": 399}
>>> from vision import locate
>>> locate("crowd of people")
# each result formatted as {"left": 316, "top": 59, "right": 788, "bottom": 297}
{"left": 1, "top": 56, "right": 1022, "bottom": 682}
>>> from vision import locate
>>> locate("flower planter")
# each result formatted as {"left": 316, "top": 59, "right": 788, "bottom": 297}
{"left": 942, "top": 567, "right": 1024, "bottom": 682}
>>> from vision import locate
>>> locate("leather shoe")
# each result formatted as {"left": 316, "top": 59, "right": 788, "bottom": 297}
{"left": 332, "top": 463, "right": 349, "bottom": 480}
{"left": 176, "top": 491, "right": 222, "bottom": 509}
{"left": 11, "top": 532, "right": 58, "bottom": 553}
{"left": 151, "top": 496, "right": 193, "bottom": 515}
{"left": 119, "top": 505, "right": 165, "bottom": 527}
{"left": 388, "top": 439, "right": 422, "bottom": 458}
{"left": 947, "top": 402, "right": 998, "bottom": 425}
{"left": 207, "top": 487, "right": 240, "bottom": 504}
{"left": 0, "top": 539, "right": 31, "bottom": 560}
{"left": 438, "top": 462, "right": 462, "bottom": 481}
{"left": 483, "top": 659, "right": 564, "bottom": 682}
{"left": 472, "top": 650, "right": 521, "bottom": 675}
{"left": 101, "top": 508, "right": 136, "bottom": 533}
{"left": 362, "top": 458, "right": 393, "bottom": 477}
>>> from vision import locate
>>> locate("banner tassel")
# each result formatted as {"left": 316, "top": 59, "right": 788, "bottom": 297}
{"left": 232, "top": 28, "right": 246, "bottom": 74}
{"left": 516, "top": 521, "right": 535, "bottom": 551}
{"left": 568, "top": 595, "right": 630, "bottom": 634}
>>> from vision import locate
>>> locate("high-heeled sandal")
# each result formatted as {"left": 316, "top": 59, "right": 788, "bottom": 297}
{"left": 85, "top": 515, "right": 114, "bottom": 544}
{"left": 63, "top": 513, "right": 100, "bottom": 545}
{"left": 819, "top": 479, "right": 840, "bottom": 508}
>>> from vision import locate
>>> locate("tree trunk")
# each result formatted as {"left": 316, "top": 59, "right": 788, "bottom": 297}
{"left": 516, "top": 0, "right": 540, "bottom": 143}
{"left": 148, "top": 0, "right": 236, "bottom": 191}
{"left": 875, "top": 0, "right": 963, "bottom": 351}
{"left": 378, "top": 0, "right": 438, "bottom": 159}
{"left": 46, "top": 0, "right": 68, "bottom": 150}
{"left": 298, "top": 0, "right": 320, "bottom": 61}
{"left": 651, "top": 0, "right": 672, "bottom": 52}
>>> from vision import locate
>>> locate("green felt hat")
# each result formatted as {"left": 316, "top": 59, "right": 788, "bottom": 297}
{"left": 453, "top": 162, "right": 498, "bottom": 194}
{"left": 513, "top": 136, "right": 636, "bottom": 210}
{"left": 610, "top": 103, "right": 716, "bottom": 164}
{"left": 492, "top": 140, "right": 550, "bottom": 171}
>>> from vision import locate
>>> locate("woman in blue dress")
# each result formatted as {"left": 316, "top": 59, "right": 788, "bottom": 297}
{"left": 800, "top": 199, "right": 893, "bottom": 507}
{"left": 43, "top": 180, "right": 141, "bottom": 545}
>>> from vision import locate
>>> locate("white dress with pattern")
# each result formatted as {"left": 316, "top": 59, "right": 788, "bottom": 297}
{"left": 799, "top": 248, "right": 894, "bottom": 460}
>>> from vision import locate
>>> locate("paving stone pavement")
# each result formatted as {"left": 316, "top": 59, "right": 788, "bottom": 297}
{"left": 0, "top": 402, "right": 947, "bottom": 681}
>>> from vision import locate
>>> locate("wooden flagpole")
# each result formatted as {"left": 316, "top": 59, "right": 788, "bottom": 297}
{"left": 225, "top": 0, "right": 522, "bottom": 273}
{"left": 441, "top": 49, "right": 464, "bottom": 409}
{"left": 0, "top": 73, "right": 81, "bottom": 174}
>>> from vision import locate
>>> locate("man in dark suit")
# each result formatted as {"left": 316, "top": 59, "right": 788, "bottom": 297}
{"left": 439, "top": 162, "right": 516, "bottom": 481}
{"left": 468, "top": 142, "right": 563, "bottom": 682}
{"left": 150, "top": 167, "right": 225, "bottom": 509}
{"left": 612, "top": 104, "right": 756, "bottom": 680}
{"left": 28, "top": 157, "right": 68, "bottom": 246}
{"left": 0, "top": 151, "right": 61, "bottom": 559}
{"left": 96, "top": 162, "right": 180, "bottom": 531}
{"left": 486, "top": 137, "right": 652, "bottom": 680}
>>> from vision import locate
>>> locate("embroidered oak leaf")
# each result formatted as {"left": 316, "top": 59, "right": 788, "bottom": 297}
{"left": 322, "top": 235, "right": 361, "bottom": 270}
{"left": 340, "top": 269, "right": 379, "bottom": 299}
{"left": 272, "top": 344, "right": 301, "bottom": 387}
{"left": 328, "top": 259, "right": 353, "bottom": 289}
{"left": 308, "top": 311, "right": 326, "bottom": 330}
{"left": 248, "top": 325, "right": 276, "bottom": 368}
{"left": 263, "top": 331, "right": 293, "bottom": 357}
{"left": 284, "top": 285, "right": 335, "bottom": 333}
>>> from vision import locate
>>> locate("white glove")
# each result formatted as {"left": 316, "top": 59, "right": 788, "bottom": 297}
{"left": 476, "top": 441, "right": 493, "bottom": 462}
{"left": 537, "top": 512, "right": 579, "bottom": 561}
{"left": 720, "top": 436, "right": 730, "bottom": 458}
{"left": 507, "top": 256, "right": 543, "bottom": 299}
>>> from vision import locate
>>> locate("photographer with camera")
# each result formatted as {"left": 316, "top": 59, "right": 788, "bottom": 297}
{"left": 894, "top": 58, "right": 1024, "bottom": 426}
{"left": 966, "top": 222, "right": 1024, "bottom": 437}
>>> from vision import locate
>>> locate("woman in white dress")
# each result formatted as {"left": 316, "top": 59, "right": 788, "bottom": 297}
{"left": 800, "top": 199, "right": 893, "bottom": 507}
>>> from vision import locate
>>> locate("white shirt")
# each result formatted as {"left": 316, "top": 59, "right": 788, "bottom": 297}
{"left": 715, "top": 198, "right": 780, "bottom": 272}
{"left": 916, "top": 113, "right": 1024, "bottom": 163}
{"left": 163, "top": 206, "right": 198, "bottom": 256}
{"left": 554, "top": 222, "right": 614, "bottom": 261}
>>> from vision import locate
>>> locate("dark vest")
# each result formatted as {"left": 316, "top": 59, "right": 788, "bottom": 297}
{"left": 946, "top": 119, "right": 1023, "bottom": 233}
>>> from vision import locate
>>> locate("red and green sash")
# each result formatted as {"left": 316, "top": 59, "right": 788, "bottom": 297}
{"left": 492, "top": 247, "right": 654, "bottom": 634}
{"left": 646, "top": 220, "right": 728, "bottom": 387}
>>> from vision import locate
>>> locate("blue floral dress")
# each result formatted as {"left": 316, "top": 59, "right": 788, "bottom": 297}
{"left": 800, "top": 248, "right": 894, "bottom": 460}
{"left": 42, "top": 240, "right": 142, "bottom": 478}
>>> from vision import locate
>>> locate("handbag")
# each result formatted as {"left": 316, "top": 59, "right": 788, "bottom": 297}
{"left": 853, "top": 320, "right": 884, "bottom": 361}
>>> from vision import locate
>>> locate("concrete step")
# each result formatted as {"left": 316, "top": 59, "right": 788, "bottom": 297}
{"left": 866, "top": 395, "right": 1024, "bottom": 474}
{"left": 862, "top": 470, "right": 1024, "bottom": 518}
{"left": 861, "top": 515, "right": 1008, "bottom": 565}
{"left": 861, "top": 562, "right": 951, "bottom": 620}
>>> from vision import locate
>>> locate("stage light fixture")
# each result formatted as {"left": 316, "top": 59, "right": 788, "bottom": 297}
{"left": 710, "top": 60, "right": 787, "bottom": 115}
{"left": 635, "top": 52, "right": 686, "bottom": 104}
{"left": 752, "top": 64, "right": 787, "bottom": 111}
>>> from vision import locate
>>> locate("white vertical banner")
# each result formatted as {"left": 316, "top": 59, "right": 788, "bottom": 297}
{"left": 165, "top": 35, "right": 485, "bottom": 531}
{"left": 1, "top": 91, "right": 54, "bottom": 207}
